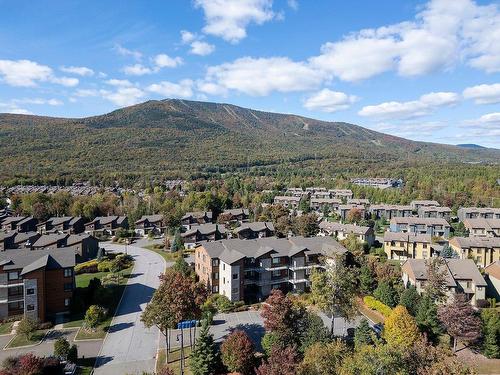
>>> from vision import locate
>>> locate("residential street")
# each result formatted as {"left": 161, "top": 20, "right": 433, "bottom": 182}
{"left": 93, "top": 243, "right": 167, "bottom": 375}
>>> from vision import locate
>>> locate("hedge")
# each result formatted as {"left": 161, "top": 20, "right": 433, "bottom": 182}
{"left": 363, "top": 296, "right": 393, "bottom": 317}
{"left": 75, "top": 260, "right": 99, "bottom": 274}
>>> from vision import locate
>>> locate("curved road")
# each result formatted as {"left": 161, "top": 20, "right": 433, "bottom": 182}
{"left": 93, "top": 243, "right": 166, "bottom": 375}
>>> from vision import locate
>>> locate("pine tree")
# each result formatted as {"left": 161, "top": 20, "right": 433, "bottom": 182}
{"left": 415, "top": 294, "right": 442, "bottom": 343}
{"left": 483, "top": 319, "right": 500, "bottom": 359}
{"left": 189, "top": 319, "right": 220, "bottom": 375}
{"left": 399, "top": 286, "right": 421, "bottom": 316}
{"left": 373, "top": 281, "right": 397, "bottom": 308}
{"left": 354, "top": 318, "right": 373, "bottom": 350}
{"left": 359, "top": 265, "right": 375, "bottom": 294}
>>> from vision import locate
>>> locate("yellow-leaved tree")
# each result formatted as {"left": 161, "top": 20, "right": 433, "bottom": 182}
{"left": 384, "top": 305, "right": 420, "bottom": 348}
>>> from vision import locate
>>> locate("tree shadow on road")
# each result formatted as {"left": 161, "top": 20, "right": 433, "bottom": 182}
{"left": 230, "top": 323, "right": 265, "bottom": 352}
{"left": 106, "top": 322, "right": 134, "bottom": 333}
{"left": 114, "top": 283, "right": 156, "bottom": 316}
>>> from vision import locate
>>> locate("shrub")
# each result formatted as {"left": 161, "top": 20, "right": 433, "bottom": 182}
{"left": 97, "top": 260, "right": 112, "bottom": 272}
{"left": 68, "top": 344, "right": 78, "bottom": 363}
{"left": 363, "top": 296, "right": 393, "bottom": 317}
{"left": 75, "top": 259, "right": 98, "bottom": 274}
{"left": 84, "top": 305, "right": 107, "bottom": 330}
{"left": 17, "top": 317, "right": 39, "bottom": 340}
{"left": 476, "top": 299, "right": 490, "bottom": 308}
{"left": 205, "top": 294, "right": 234, "bottom": 313}
{"left": 54, "top": 337, "right": 70, "bottom": 359}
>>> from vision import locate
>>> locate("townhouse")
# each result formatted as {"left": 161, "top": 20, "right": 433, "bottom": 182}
{"left": 84, "top": 216, "right": 128, "bottom": 236}
{"left": 401, "top": 258, "right": 487, "bottom": 306}
{"left": 135, "top": 215, "right": 165, "bottom": 236}
{"left": 310, "top": 198, "right": 341, "bottom": 213}
{"left": 458, "top": 207, "right": 500, "bottom": 222}
{"left": 285, "top": 187, "right": 307, "bottom": 198}
{"left": 0, "top": 248, "right": 75, "bottom": 322}
{"left": 368, "top": 204, "right": 413, "bottom": 220}
{"left": 328, "top": 189, "right": 353, "bottom": 200}
{"left": 31, "top": 233, "right": 99, "bottom": 262}
{"left": 389, "top": 217, "right": 451, "bottom": 238}
{"left": 350, "top": 178, "right": 402, "bottom": 189}
{"left": 417, "top": 206, "right": 452, "bottom": 221}
{"left": 234, "top": 222, "right": 275, "bottom": 240}
{"left": 220, "top": 209, "right": 250, "bottom": 223}
{"left": 36, "top": 216, "right": 84, "bottom": 235}
{"left": 347, "top": 198, "right": 370, "bottom": 206}
{"left": 274, "top": 196, "right": 301, "bottom": 209}
{"left": 383, "top": 232, "right": 433, "bottom": 261}
{"left": 319, "top": 221, "right": 375, "bottom": 246}
{"left": 195, "top": 236, "right": 348, "bottom": 302}
{"left": 4, "top": 232, "right": 41, "bottom": 250}
{"left": 449, "top": 236, "right": 500, "bottom": 268}
{"left": 181, "top": 211, "right": 213, "bottom": 229}
{"left": 1, "top": 217, "right": 38, "bottom": 233}
{"left": 182, "top": 224, "right": 227, "bottom": 249}
{"left": 410, "top": 200, "right": 440, "bottom": 211}
{"left": 339, "top": 204, "right": 366, "bottom": 222}
{"left": 463, "top": 218, "right": 500, "bottom": 238}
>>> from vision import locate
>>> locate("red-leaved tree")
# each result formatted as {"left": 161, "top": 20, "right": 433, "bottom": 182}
{"left": 255, "top": 346, "right": 299, "bottom": 375}
{"left": 221, "top": 330, "right": 256, "bottom": 375}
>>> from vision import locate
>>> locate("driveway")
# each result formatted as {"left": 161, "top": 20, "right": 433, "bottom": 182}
{"left": 93, "top": 243, "right": 166, "bottom": 375}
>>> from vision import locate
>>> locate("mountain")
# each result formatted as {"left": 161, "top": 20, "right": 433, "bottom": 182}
{"left": 457, "top": 144, "right": 486, "bottom": 149}
{"left": 0, "top": 99, "right": 498, "bottom": 183}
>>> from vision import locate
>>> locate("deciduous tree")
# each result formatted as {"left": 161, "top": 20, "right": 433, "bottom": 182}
{"left": 384, "top": 306, "right": 420, "bottom": 348}
{"left": 255, "top": 345, "right": 298, "bottom": 375}
{"left": 221, "top": 330, "right": 255, "bottom": 375}
{"left": 298, "top": 340, "right": 348, "bottom": 375}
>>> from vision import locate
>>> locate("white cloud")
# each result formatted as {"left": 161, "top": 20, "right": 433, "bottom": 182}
{"left": 303, "top": 89, "right": 357, "bottom": 112}
{"left": 60, "top": 66, "right": 94, "bottom": 76}
{"left": 122, "top": 64, "right": 154, "bottom": 76}
{"left": 74, "top": 89, "right": 100, "bottom": 97}
{"left": 181, "top": 30, "right": 197, "bottom": 44}
{"left": 463, "top": 83, "right": 500, "bottom": 104}
{"left": 465, "top": 112, "right": 500, "bottom": 128}
{"left": 0, "top": 59, "right": 52, "bottom": 87}
{"left": 101, "top": 87, "right": 145, "bottom": 106}
{"left": 359, "top": 91, "right": 459, "bottom": 119}
{"left": 0, "top": 102, "right": 32, "bottom": 115}
{"left": 287, "top": 0, "right": 298, "bottom": 11}
{"left": 105, "top": 79, "right": 133, "bottom": 87}
{"left": 147, "top": 79, "right": 194, "bottom": 98}
{"left": 114, "top": 44, "right": 142, "bottom": 60}
{"left": 50, "top": 76, "right": 79, "bottom": 87}
{"left": 194, "top": 0, "right": 275, "bottom": 43}
{"left": 370, "top": 121, "right": 448, "bottom": 137}
{"left": 153, "top": 54, "right": 183, "bottom": 68}
{"left": 201, "top": 57, "right": 323, "bottom": 96}
{"left": 190, "top": 41, "right": 215, "bottom": 56}
{"left": 13, "top": 98, "right": 63, "bottom": 106}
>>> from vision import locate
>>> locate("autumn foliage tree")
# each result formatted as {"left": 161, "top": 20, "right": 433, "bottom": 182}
{"left": 384, "top": 306, "right": 420, "bottom": 348}
{"left": 255, "top": 346, "right": 299, "bottom": 375}
{"left": 221, "top": 330, "right": 256, "bottom": 375}
{"left": 298, "top": 340, "right": 348, "bottom": 375}
{"left": 439, "top": 294, "right": 482, "bottom": 352}
{"left": 346, "top": 208, "right": 362, "bottom": 223}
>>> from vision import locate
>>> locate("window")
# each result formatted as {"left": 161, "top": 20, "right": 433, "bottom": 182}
{"left": 8, "top": 301, "right": 23, "bottom": 311}
{"left": 202, "top": 255, "right": 206, "bottom": 262}
{"left": 272, "top": 270, "right": 281, "bottom": 277}
{"left": 305, "top": 268, "right": 311, "bottom": 275}
{"left": 27, "top": 304, "right": 35, "bottom": 311}
{"left": 26, "top": 288, "right": 35, "bottom": 295}
{"left": 212, "top": 286, "right": 219, "bottom": 293}
{"left": 8, "top": 286, "right": 23, "bottom": 296}
{"left": 64, "top": 283, "right": 73, "bottom": 292}
{"left": 232, "top": 273, "right": 238, "bottom": 280}
{"left": 65, "top": 298, "right": 71, "bottom": 307}
{"left": 423, "top": 243, "right": 427, "bottom": 249}
{"left": 8, "top": 271, "right": 19, "bottom": 281}
{"left": 466, "top": 281, "right": 471, "bottom": 288}
{"left": 64, "top": 268, "right": 73, "bottom": 277}
{"left": 272, "top": 257, "right": 280, "bottom": 265}
{"left": 223, "top": 277, "right": 225, "bottom": 284}
{"left": 222, "top": 264, "right": 225, "bottom": 270}
{"left": 399, "top": 242, "right": 404, "bottom": 247}
{"left": 212, "top": 259, "right": 219, "bottom": 267}
{"left": 272, "top": 284, "right": 280, "bottom": 289}
{"left": 213, "top": 272, "right": 219, "bottom": 280}
{"left": 231, "top": 287, "right": 239, "bottom": 294}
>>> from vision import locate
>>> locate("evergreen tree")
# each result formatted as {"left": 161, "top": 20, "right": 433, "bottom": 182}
{"left": 189, "top": 319, "right": 220, "bottom": 375}
{"left": 358, "top": 265, "right": 375, "bottom": 294}
{"left": 354, "top": 318, "right": 373, "bottom": 350}
{"left": 481, "top": 309, "right": 500, "bottom": 359}
{"left": 415, "top": 294, "right": 442, "bottom": 343}
{"left": 170, "top": 230, "right": 184, "bottom": 252}
{"left": 399, "top": 286, "right": 421, "bottom": 316}
{"left": 172, "top": 252, "right": 191, "bottom": 276}
{"left": 373, "top": 281, "right": 397, "bottom": 308}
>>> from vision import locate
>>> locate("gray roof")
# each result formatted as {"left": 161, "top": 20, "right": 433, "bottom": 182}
{"left": 200, "top": 236, "right": 348, "bottom": 265}
{"left": 234, "top": 222, "right": 274, "bottom": 233}
{"left": 319, "top": 221, "right": 372, "bottom": 235}
{"left": 0, "top": 248, "right": 75, "bottom": 275}
{"left": 136, "top": 215, "right": 163, "bottom": 224}
{"left": 402, "top": 258, "right": 456, "bottom": 287}
{"left": 310, "top": 198, "right": 341, "bottom": 204}
{"left": 418, "top": 206, "right": 452, "bottom": 213}
{"left": 347, "top": 199, "right": 370, "bottom": 205}
{"left": 12, "top": 231, "right": 40, "bottom": 245}
{"left": 383, "top": 232, "right": 432, "bottom": 243}
{"left": 66, "top": 233, "right": 94, "bottom": 246}
{"left": 463, "top": 218, "right": 500, "bottom": 230}
{"left": 450, "top": 236, "right": 500, "bottom": 249}
{"left": 32, "top": 233, "right": 68, "bottom": 247}
{"left": 1, "top": 216, "right": 27, "bottom": 225}
{"left": 182, "top": 211, "right": 213, "bottom": 220}
{"left": 390, "top": 217, "right": 450, "bottom": 226}
{"left": 50, "top": 216, "right": 76, "bottom": 226}
{"left": 182, "top": 224, "right": 226, "bottom": 237}
{"left": 274, "top": 196, "right": 301, "bottom": 202}
{"left": 370, "top": 204, "right": 412, "bottom": 210}
{"left": 223, "top": 208, "right": 249, "bottom": 216}
{"left": 411, "top": 200, "right": 440, "bottom": 206}
{"left": 458, "top": 207, "right": 500, "bottom": 215}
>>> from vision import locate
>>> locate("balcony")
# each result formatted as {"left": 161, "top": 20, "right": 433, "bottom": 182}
{"left": 289, "top": 278, "right": 310, "bottom": 285}
{"left": 288, "top": 263, "right": 319, "bottom": 271}
{"left": 244, "top": 277, "right": 289, "bottom": 286}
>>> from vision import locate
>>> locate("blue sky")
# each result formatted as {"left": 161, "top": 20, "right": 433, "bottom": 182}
{"left": 0, "top": 0, "right": 499, "bottom": 148}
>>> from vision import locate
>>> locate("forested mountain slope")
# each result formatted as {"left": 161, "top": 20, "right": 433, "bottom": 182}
{"left": 0, "top": 99, "right": 498, "bottom": 183}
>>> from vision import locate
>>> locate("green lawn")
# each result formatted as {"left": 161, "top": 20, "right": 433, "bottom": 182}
{"left": 6, "top": 330, "right": 47, "bottom": 348}
{"left": 156, "top": 347, "right": 193, "bottom": 374}
{"left": 143, "top": 244, "right": 182, "bottom": 263}
{"left": 74, "top": 316, "right": 112, "bottom": 340}
{"left": 75, "top": 266, "right": 133, "bottom": 288}
{"left": 0, "top": 322, "right": 13, "bottom": 335}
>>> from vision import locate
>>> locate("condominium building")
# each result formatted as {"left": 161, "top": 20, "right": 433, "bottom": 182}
{"left": 449, "top": 236, "right": 500, "bottom": 268}
{"left": 401, "top": 258, "right": 486, "bottom": 306}
{"left": 195, "top": 237, "right": 348, "bottom": 302}
{"left": 339, "top": 204, "right": 366, "bottom": 222}
{"left": 368, "top": 204, "right": 413, "bottom": 220}
{"left": 457, "top": 207, "right": 500, "bottom": 222}
{"left": 274, "top": 196, "right": 301, "bottom": 209}
{"left": 389, "top": 217, "right": 451, "bottom": 238}
{"left": 417, "top": 206, "right": 452, "bottom": 221}
{"left": 0, "top": 248, "right": 75, "bottom": 322}
{"left": 463, "top": 218, "right": 500, "bottom": 238}
{"left": 328, "top": 189, "right": 353, "bottom": 200}
{"left": 310, "top": 198, "right": 341, "bottom": 213}
{"left": 384, "top": 232, "right": 433, "bottom": 261}
{"left": 410, "top": 200, "right": 440, "bottom": 211}
{"left": 319, "top": 221, "right": 375, "bottom": 246}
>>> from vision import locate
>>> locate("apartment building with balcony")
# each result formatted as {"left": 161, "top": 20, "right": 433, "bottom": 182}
{"left": 310, "top": 198, "right": 341, "bottom": 213}
{"left": 368, "top": 204, "right": 413, "bottom": 220}
{"left": 0, "top": 248, "right": 75, "bottom": 322}
{"left": 384, "top": 232, "right": 434, "bottom": 261}
{"left": 195, "top": 236, "right": 348, "bottom": 303}
{"left": 328, "top": 189, "right": 353, "bottom": 200}
{"left": 389, "top": 217, "right": 451, "bottom": 238}
{"left": 457, "top": 207, "right": 500, "bottom": 222}
{"left": 449, "top": 236, "right": 500, "bottom": 268}
{"left": 273, "top": 196, "right": 301, "bottom": 209}
{"left": 319, "top": 221, "right": 375, "bottom": 246}
{"left": 417, "top": 206, "right": 452, "bottom": 221}
{"left": 410, "top": 200, "right": 440, "bottom": 211}
{"left": 463, "top": 218, "right": 500, "bottom": 238}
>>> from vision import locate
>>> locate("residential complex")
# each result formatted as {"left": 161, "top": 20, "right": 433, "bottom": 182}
{"left": 134, "top": 215, "right": 165, "bottom": 236}
{"left": 383, "top": 232, "right": 434, "bottom": 260}
{"left": 368, "top": 204, "right": 413, "bottom": 220}
{"left": 457, "top": 207, "right": 500, "bottom": 222}
{"left": 274, "top": 196, "right": 301, "bottom": 209}
{"left": 417, "top": 206, "right": 452, "bottom": 221}
{"left": 195, "top": 236, "right": 348, "bottom": 302}
{"left": 181, "top": 211, "right": 213, "bottom": 229}
{"left": 234, "top": 222, "right": 275, "bottom": 240}
{"left": 36, "top": 216, "right": 84, "bottom": 235}
{"left": 463, "top": 218, "right": 500, "bottom": 237}
{"left": 410, "top": 200, "right": 440, "bottom": 210}
{"left": 401, "top": 258, "right": 487, "bottom": 306}
{"left": 319, "top": 221, "right": 375, "bottom": 246}
{"left": 350, "top": 177, "right": 402, "bottom": 189}
{"left": 84, "top": 216, "right": 128, "bottom": 236}
{"left": 182, "top": 224, "right": 227, "bottom": 248}
{"left": 449, "top": 236, "right": 500, "bottom": 268}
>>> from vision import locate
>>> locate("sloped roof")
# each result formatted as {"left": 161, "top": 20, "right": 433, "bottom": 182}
{"left": 485, "top": 261, "right": 500, "bottom": 280}
{"left": 0, "top": 248, "right": 75, "bottom": 274}
{"left": 449, "top": 236, "right": 500, "bottom": 249}
{"left": 463, "top": 218, "right": 500, "bottom": 230}
{"left": 234, "top": 222, "right": 274, "bottom": 233}
{"left": 383, "top": 232, "right": 432, "bottom": 243}
{"left": 319, "top": 221, "right": 372, "bottom": 236}
{"left": 390, "top": 217, "right": 450, "bottom": 226}
{"left": 32, "top": 233, "right": 68, "bottom": 247}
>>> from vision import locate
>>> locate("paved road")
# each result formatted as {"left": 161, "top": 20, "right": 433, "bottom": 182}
{"left": 93, "top": 243, "right": 166, "bottom": 375}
